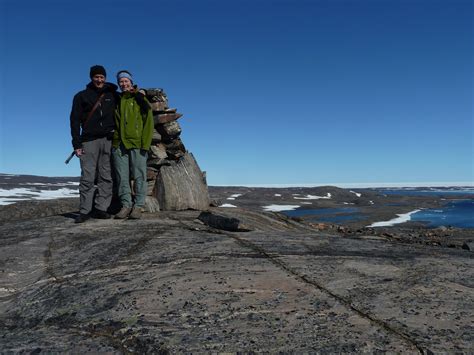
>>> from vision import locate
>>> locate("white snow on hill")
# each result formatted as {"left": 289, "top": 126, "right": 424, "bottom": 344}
{"left": 0, "top": 188, "right": 78, "bottom": 206}
{"left": 219, "top": 203, "right": 237, "bottom": 208}
{"left": 18, "top": 182, "right": 79, "bottom": 187}
{"left": 293, "top": 193, "right": 331, "bottom": 200}
{"left": 263, "top": 205, "right": 300, "bottom": 212}
{"left": 367, "top": 210, "right": 421, "bottom": 227}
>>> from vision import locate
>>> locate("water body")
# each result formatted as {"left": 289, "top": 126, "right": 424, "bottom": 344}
{"left": 411, "top": 200, "right": 474, "bottom": 228}
{"left": 282, "top": 195, "right": 474, "bottom": 228}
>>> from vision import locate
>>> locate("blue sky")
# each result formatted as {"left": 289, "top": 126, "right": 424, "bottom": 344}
{"left": 1, "top": 0, "right": 472, "bottom": 185}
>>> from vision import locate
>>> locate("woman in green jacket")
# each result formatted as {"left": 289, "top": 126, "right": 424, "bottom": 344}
{"left": 113, "top": 70, "right": 153, "bottom": 219}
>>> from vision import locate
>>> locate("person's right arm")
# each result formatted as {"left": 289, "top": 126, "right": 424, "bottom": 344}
{"left": 70, "top": 94, "right": 83, "bottom": 156}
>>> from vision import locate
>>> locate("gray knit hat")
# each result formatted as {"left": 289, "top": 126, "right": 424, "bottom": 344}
{"left": 116, "top": 70, "right": 133, "bottom": 84}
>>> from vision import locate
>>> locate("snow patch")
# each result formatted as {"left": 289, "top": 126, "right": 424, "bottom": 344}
{"left": 274, "top": 194, "right": 281, "bottom": 197}
{"left": 294, "top": 193, "right": 331, "bottom": 200}
{"left": 263, "top": 204, "right": 300, "bottom": 212}
{"left": 350, "top": 190, "right": 361, "bottom": 197}
{"left": 20, "top": 182, "right": 79, "bottom": 187}
{"left": 227, "top": 194, "right": 242, "bottom": 200}
{"left": 0, "top": 188, "right": 79, "bottom": 205}
{"left": 367, "top": 210, "right": 422, "bottom": 227}
{"left": 220, "top": 203, "right": 237, "bottom": 208}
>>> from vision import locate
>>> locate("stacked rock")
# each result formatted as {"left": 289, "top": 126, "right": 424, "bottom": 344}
{"left": 141, "top": 88, "right": 210, "bottom": 212}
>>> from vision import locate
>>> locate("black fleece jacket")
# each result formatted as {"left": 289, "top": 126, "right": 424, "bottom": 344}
{"left": 70, "top": 82, "right": 119, "bottom": 149}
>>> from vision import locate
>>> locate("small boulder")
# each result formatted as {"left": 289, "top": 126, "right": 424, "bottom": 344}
{"left": 198, "top": 211, "right": 246, "bottom": 232}
{"left": 462, "top": 241, "right": 474, "bottom": 251}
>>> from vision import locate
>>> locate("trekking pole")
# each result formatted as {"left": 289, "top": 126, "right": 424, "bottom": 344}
{"left": 65, "top": 151, "right": 75, "bottom": 164}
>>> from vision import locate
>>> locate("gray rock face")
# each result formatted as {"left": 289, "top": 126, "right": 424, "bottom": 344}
{"left": 155, "top": 152, "right": 210, "bottom": 211}
{"left": 149, "top": 144, "right": 168, "bottom": 159}
{"left": 0, "top": 205, "right": 472, "bottom": 353}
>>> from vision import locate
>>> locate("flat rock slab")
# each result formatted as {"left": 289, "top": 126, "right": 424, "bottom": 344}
{"left": 0, "top": 208, "right": 472, "bottom": 353}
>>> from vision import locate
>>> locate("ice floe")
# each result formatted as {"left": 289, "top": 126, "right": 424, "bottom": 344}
{"left": 367, "top": 210, "right": 422, "bottom": 227}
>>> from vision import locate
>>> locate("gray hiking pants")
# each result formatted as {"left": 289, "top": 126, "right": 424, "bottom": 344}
{"left": 79, "top": 137, "right": 113, "bottom": 214}
{"left": 112, "top": 144, "right": 148, "bottom": 208}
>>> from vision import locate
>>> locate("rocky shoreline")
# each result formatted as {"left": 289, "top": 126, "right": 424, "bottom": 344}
{"left": 0, "top": 196, "right": 473, "bottom": 352}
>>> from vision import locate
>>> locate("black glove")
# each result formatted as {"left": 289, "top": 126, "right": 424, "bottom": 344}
{"left": 135, "top": 92, "right": 150, "bottom": 116}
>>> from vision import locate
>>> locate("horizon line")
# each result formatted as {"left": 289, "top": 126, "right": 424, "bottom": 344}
{"left": 212, "top": 182, "right": 474, "bottom": 188}
{"left": 1, "top": 174, "right": 472, "bottom": 188}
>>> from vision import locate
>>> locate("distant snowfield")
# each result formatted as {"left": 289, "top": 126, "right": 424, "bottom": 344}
{"left": 0, "top": 188, "right": 78, "bottom": 206}
{"left": 367, "top": 210, "right": 422, "bottom": 227}
{"left": 226, "top": 194, "right": 242, "bottom": 200}
{"left": 17, "top": 182, "right": 79, "bottom": 186}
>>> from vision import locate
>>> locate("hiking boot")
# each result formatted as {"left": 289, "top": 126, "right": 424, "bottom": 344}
{"left": 75, "top": 213, "right": 90, "bottom": 224}
{"left": 92, "top": 209, "right": 111, "bottom": 219}
{"left": 128, "top": 207, "right": 142, "bottom": 220}
{"left": 115, "top": 207, "right": 132, "bottom": 219}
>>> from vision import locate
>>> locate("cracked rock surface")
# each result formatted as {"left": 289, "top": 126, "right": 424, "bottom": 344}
{"left": 0, "top": 206, "right": 472, "bottom": 353}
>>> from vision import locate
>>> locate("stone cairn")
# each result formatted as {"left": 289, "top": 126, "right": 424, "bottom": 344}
{"left": 139, "top": 88, "right": 210, "bottom": 212}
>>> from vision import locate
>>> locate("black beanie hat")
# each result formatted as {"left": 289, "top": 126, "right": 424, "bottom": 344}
{"left": 90, "top": 65, "right": 106, "bottom": 78}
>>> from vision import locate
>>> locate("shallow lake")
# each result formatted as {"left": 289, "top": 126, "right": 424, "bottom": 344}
{"left": 411, "top": 200, "right": 474, "bottom": 228}
{"left": 282, "top": 199, "right": 473, "bottom": 228}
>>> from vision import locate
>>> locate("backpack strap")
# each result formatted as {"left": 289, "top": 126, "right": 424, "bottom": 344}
{"left": 82, "top": 93, "right": 105, "bottom": 127}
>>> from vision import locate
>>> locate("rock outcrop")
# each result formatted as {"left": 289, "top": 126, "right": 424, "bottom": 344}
{"left": 0, "top": 203, "right": 472, "bottom": 353}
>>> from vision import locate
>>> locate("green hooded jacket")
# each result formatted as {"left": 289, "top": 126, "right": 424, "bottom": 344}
{"left": 113, "top": 91, "right": 153, "bottom": 150}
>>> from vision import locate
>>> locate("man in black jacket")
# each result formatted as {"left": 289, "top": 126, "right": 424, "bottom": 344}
{"left": 70, "top": 65, "right": 118, "bottom": 223}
